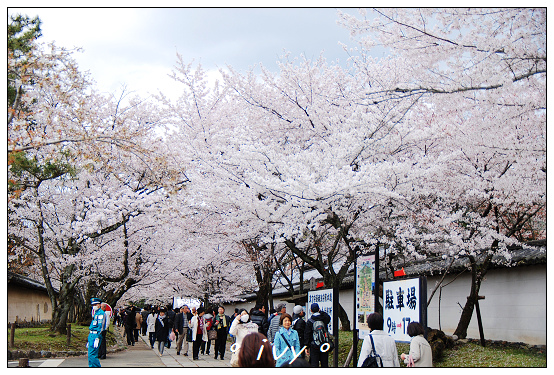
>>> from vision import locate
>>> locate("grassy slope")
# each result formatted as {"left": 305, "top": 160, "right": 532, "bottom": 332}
{"left": 336, "top": 331, "right": 546, "bottom": 368}
{"left": 8, "top": 324, "right": 118, "bottom": 352}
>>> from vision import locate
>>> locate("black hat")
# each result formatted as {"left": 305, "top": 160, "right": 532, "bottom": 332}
{"left": 310, "top": 303, "right": 320, "bottom": 313}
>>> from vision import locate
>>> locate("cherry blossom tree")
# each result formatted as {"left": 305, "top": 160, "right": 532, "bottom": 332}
{"left": 338, "top": 8, "right": 546, "bottom": 337}
{"left": 158, "top": 47, "right": 430, "bottom": 329}
{"left": 7, "top": 28, "right": 181, "bottom": 331}
{"left": 9, "top": 10, "right": 544, "bottom": 340}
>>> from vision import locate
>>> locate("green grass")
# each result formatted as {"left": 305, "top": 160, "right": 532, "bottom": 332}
{"left": 335, "top": 331, "right": 546, "bottom": 368}
{"left": 8, "top": 324, "right": 118, "bottom": 352}
{"left": 435, "top": 341, "right": 546, "bottom": 367}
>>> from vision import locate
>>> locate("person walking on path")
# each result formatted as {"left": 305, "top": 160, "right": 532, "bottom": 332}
{"left": 213, "top": 306, "right": 231, "bottom": 360}
{"left": 166, "top": 305, "right": 176, "bottom": 342}
{"left": 124, "top": 307, "right": 135, "bottom": 346}
{"left": 400, "top": 322, "right": 433, "bottom": 367}
{"left": 190, "top": 306, "right": 208, "bottom": 360}
{"left": 113, "top": 308, "right": 121, "bottom": 327}
{"left": 155, "top": 307, "right": 170, "bottom": 357}
{"left": 146, "top": 309, "right": 157, "bottom": 348}
{"left": 134, "top": 308, "right": 143, "bottom": 343}
{"left": 229, "top": 308, "right": 259, "bottom": 367}
{"left": 250, "top": 303, "right": 269, "bottom": 337}
{"left": 292, "top": 305, "right": 307, "bottom": 359}
{"left": 305, "top": 303, "right": 331, "bottom": 368}
{"left": 87, "top": 298, "right": 106, "bottom": 367}
{"left": 273, "top": 313, "right": 302, "bottom": 367}
{"left": 267, "top": 303, "right": 287, "bottom": 343}
{"left": 98, "top": 302, "right": 112, "bottom": 360}
{"left": 120, "top": 307, "right": 127, "bottom": 328}
{"left": 200, "top": 309, "right": 214, "bottom": 355}
{"left": 140, "top": 306, "right": 149, "bottom": 336}
{"left": 357, "top": 312, "right": 400, "bottom": 367}
{"left": 173, "top": 305, "right": 191, "bottom": 356}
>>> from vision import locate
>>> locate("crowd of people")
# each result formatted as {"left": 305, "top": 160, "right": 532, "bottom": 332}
{"left": 103, "top": 302, "right": 432, "bottom": 368}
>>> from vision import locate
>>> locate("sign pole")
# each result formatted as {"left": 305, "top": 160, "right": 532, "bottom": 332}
{"left": 375, "top": 242, "right": 380, "bottom": 314}
{"left": 352, "top": 251, "right": 358, "bottom": 367}
{"left": 333, "top": 285, "right": 339, "bottom": 367}
{"left": 420, "top": 277, "right": 428, "bottom": 339}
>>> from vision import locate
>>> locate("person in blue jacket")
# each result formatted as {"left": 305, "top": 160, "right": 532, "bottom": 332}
{"left": 88, "top": 298, "right": 106, "bottom": 367}
{"left": 273, "top": 313, "right": 302, "bottom": 367}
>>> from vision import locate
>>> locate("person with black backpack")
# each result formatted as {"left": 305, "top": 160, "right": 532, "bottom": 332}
{"left": 304, "top": 303, "right": 331, "bottom": 367}
{"left": 357, "top": 312, "right": 400, "bottom": 367}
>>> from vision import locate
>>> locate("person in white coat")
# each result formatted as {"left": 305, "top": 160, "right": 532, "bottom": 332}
{"left": 357, "top": 312, "right": 400, "bottom": 367}
{"left": 400, "top": 322, "right": 433, "bottom": 367}
{"left": 189, "top": 306, "right": 208, "bottom": 360}
{"left": 146, "top": 309, "right": 157, "bottom": 349}
{"left": 228, "top": 308, "right": 259, "bottom": 367}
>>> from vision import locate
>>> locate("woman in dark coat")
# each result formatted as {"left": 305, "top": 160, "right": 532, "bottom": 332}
{"left": 155, "top": 307, "right": 170, "bottom": 357}
{"left": 124, "top": 308, "right": 135, "bottom": 346}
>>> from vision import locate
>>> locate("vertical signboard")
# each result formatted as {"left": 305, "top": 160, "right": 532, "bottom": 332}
{"left": 307, "top": 288, "right": 334, "bottom": 335}
{"left": 383, "top": 277, "right": 427, "bottom": 342}
{"left": 356, "top": 254, "right": 376, "bottom": 339}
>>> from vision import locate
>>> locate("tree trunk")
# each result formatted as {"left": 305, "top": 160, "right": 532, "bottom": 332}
{"left": 453, "top": 279, "right": 480, "bottom": 338}
{"left": 243, "top": 241, "right": 275, "bottom": 312}
{"left": 255, "top": 273, "right": 273, "bottom": 311}
{"left": 78, "top": 276, "right": 138, "bottom": 323}
{"left": 338, "top": 302, "right": 351, "bottom": 331}
{"left": 453, "top": 253, "right": 492, "bottom": 338}
{"left": 51, "top": 264, "right": 79, "bottom": 334}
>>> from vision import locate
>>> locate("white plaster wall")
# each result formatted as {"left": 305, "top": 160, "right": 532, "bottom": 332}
{"left": 426, "top": 265, "right": 546, "bottom": 345}
{"left": 224, "top": 265, "right": 546, "bottom": 345}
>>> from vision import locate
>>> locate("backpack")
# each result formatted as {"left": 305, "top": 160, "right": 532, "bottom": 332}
{"left": 361, "top": 334, "right": 383, "bottom": 367}
{"left": 312, "top": 319, "right": 330, "bottom": 346}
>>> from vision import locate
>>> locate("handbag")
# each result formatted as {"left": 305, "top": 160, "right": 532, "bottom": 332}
{"left": 361, "top": 334, "right": 383, "bottom": 368}
{"left": 169, "top": 331, "right": 176, "bottom": 341}
{"left": 186, "top": 327, "right": 193, "bottom": 342}
{"left": 208, "top": 329, "right": 218, "bottom": 340}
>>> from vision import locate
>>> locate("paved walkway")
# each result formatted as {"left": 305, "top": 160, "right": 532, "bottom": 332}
{"left": 132, "top": 331, "right": 233, "bottom": 368}
{"left": 8, "top": 328, "right": 233, "bottom": 368}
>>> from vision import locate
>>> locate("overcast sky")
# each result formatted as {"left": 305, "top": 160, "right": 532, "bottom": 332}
{"left": 9, "top": 7, "right": 363, "bottom": 100}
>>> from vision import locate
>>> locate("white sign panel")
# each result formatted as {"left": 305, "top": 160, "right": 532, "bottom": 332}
{"left": 307, "top": 288, "right": 334, "bottom": 335}
{"left": 383, "top": 277, "right": 426, "bottom": 342}
{"left": 173, "top": 297, "right": 201, "bottom": 310}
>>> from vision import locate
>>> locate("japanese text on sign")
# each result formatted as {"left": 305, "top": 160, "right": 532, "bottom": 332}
{"left": 308, "top": 291, "right": 333, "bottom": 303}
{"left": 307, "top": 288, "right": 334, "bottom": 335}
{"left": 383, "top": 278, "right": 423, "bottom": 342}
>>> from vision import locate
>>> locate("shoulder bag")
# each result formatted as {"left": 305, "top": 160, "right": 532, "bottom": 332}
{"left": 361, "top": 334, "right": 383, "bottom": 368}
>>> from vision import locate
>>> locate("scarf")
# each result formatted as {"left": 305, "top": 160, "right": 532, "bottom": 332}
{"left": 158, "top": 315, "right": 165, "bottom": 327}
{"left": 218, "top": 314, "right": 227, "bottom": 328}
